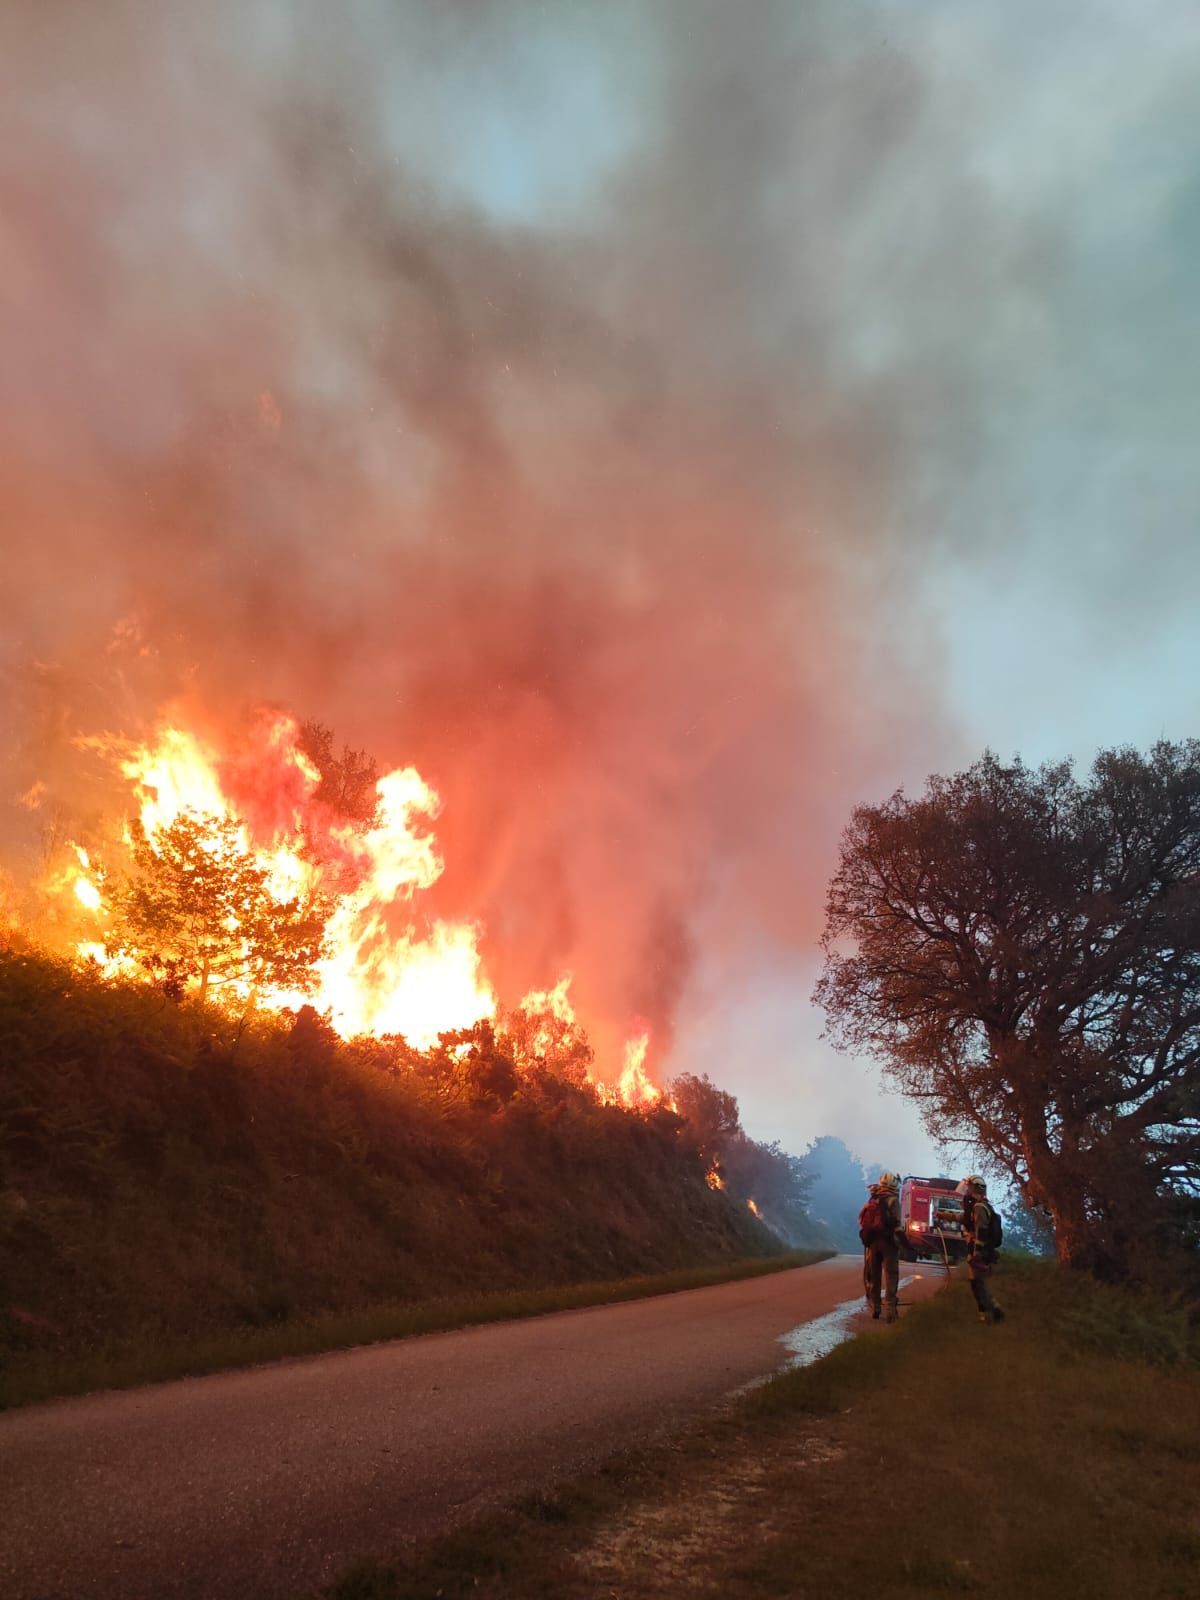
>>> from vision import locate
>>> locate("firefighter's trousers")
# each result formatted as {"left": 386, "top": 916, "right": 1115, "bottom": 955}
{"left": 863, "top": 1240, "right": 899, "bottom": 1313}
{"left": 968, "top": 1254, "right": 999, "bottom": 1316}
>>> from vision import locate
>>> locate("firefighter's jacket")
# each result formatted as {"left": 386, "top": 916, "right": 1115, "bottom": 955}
{"left": 874, "top": 1187, "right": 902, "bottom": 1247}
{"left": 965, "top": 1197, "right": 994, "bottom": 1262}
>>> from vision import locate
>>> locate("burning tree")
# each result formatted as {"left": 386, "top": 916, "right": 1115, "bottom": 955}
{"left": 419, "top": 1019, "right": 521, "bottom": 1109}
{"left": 113, "top": 810, "right": 330, "bottom": 1006}
{"left": 502, "top": 982, "right": 595, "bottom": 1090}
{"left": 31, "top": 711, "right": 672, "bottom": 1101}
{"left": 296, "top": 721, "right": 381, "bottom": 828}
{"left": 815, "top": 743, "right": 1200, "bottom": 1281}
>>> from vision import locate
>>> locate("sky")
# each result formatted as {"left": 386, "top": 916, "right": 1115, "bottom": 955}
{"left": 2, "top": 1, "right": 1199, "bottom": 1178}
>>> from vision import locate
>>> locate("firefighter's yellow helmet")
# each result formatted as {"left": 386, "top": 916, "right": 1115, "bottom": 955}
{"left": 876, "top": 1171, "right": 900, "bottom": 1192}
{"left": 960, "top": 1174, "right": 987, "bottom": 1195}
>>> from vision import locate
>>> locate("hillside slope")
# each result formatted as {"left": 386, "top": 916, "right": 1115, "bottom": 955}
{"left": 0, "top": 948, "right": 779, "bottom": 1373}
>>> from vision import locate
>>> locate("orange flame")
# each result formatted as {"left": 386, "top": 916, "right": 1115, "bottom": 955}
{"left": 516, "top": 974, "right": 583, "bottom": 1058}
{"left": 46, "top": 711, "right": 666, "bottom": 1099}
{"left": 120, "top": 726, "right": 232, "bottom": 837}
{"left": 69, "top": 716, "right": 495, "bottom": 1047}
{"left": 519, "top": 974, "right": 577, "bottom": 1026}
{"left": 289, "top": 765, "right": 494, "bottom": 1046}
{"left": 72, "top": 847, "right": 103, "bottom": 912}
{"left": 617, "top": 1030, "right": 661, "bottom": 1107}
{"left": 592, "top": 1028, "right": 662, "bottom": 1109}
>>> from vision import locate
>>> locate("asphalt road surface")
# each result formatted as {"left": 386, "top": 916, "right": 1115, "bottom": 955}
{"left": 1, "top": 1255, "right": 943, "bottom": 1600}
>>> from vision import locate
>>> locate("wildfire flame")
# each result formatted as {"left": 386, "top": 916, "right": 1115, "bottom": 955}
{"left": 44, "top": 711, "right": 661, "bottom": 1101}
{"left": 516, "top": 977, "right": 662, "bottom": 1107}
{"left": 614, "top": 1031, "right": 661, "bottom": 1108}
{"left": 120, "top": 727, "right": 236, "bottom": 838}
{"left": 72, "top": 848, "right": 103, "bottom": 912}
{"left": 73, "top": 716, "right": 495, "bottom": 1049}
{"left": 515, "top": 973, "right": 590, "bottom": 1062}
{"left": 519, "top": 974, "right": 577, "bottom": 1029}
{"left": 277, "top": 765, "right": 494, "bottom": 1045}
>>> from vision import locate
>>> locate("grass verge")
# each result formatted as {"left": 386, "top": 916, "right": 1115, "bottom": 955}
{"left": 323, "top": 1260, "right": 1200, "bottom": 1600}
{"left": 0, "top": 1249, "right": 830, "bottom": 1411}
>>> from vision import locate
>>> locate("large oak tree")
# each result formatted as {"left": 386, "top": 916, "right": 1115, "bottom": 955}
{"left": 815, "top": 743, "right": 1200, "bottom": 1278}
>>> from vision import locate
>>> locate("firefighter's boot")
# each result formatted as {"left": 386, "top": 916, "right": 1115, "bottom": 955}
{"left": 883, "top": 1306, "right": 898, "bottom": 1324}
{"left": 991, "top": 1306, "right": 1006, "bottom": 1323}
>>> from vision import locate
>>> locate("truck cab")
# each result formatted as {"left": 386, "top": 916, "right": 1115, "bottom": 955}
{"left": 898, "top": 1175, "right": 966, "bottom": 1262}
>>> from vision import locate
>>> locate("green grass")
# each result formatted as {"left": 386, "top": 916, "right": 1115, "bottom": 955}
{"left": 324, "top": 1261, "right": 1200, "bottom": 1600}
{"left": 0, "top": 1249, "right": 830, "bottom": 1410}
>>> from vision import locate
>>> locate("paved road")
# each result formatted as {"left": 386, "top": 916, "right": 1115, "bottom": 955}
{"left": 1, "top": 1256, "right": 942, "bottom": 1600}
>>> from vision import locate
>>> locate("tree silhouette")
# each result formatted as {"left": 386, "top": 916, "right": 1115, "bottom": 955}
{"left": 816, "top": 743, "right": 1200, "bottom": 1278}
{"left": 668, "top": 1073, "right": 818, "bottom": 1242}
{"left": 795, "top": 1135, "right": 872, "bottom": 1252}
{"left": 722, "top": 1136, "right": 817, "bottom": 1245}
{"left": 298, "top": 721, "right": 381, "bottom": 827}
{"left": 421, "top": 1020, "right": 521, "bottom": 1109}
{"left": 114, "top": 811, "right": 329, "bottom": 1007}
{"left": 669, "top": 1072, "right": 742, "bottom": 1159}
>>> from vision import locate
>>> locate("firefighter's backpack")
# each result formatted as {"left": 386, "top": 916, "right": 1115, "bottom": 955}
{"left": 984, "top": 1206, "right": 1004, "bottom": 1251}
{"left": 858, "top": 1195, "right": 888, "bottom": 1245}
{"left": 965, "top": 1196, "right": 1003, "bottom": 1255}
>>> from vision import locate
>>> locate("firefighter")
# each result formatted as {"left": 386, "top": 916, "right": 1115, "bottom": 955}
{"left": 860, "top": 1171, "right": 902, "bottom": 1323}
{"left": 957, "top": 1175, "right": 1005, "bottom": 1324}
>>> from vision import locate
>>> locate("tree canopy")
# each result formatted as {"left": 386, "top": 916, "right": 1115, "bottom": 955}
{"left": 297, "top": 721, "right": 381, "bottom": 827}
{"left": 815, "top": 743, "right": 1200, "bottom": 1279}
{"left": 113, "top": 811, "right": 330, "bottom": 1007}
{"left": 668, "top": 1071, "right": 818, "bottom": 1245}
{"left": 668, "top": 1072, "right": 741, "bottom": 1159}
{"left": 499, "top": 1000, "right": 595, "bottom": 1090}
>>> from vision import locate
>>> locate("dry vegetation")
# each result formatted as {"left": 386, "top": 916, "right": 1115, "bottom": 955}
{"left": 0, "top": 944, "right": 808, "bottom": 1407}
{"left": 329, "top": 1261, "right": 1200, "bottom": 1600}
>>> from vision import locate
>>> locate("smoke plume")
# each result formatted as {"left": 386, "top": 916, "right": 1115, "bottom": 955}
{"left": 4, "top": 1, "right": 1196, "bottom": 1121}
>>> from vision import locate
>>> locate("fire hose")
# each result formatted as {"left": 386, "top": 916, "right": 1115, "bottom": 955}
{"left": 897, "top": 1227, "right": 953, "bottom": 1312}
{"left": 935, "top": 1226, "right": 953, "bottom": 1277}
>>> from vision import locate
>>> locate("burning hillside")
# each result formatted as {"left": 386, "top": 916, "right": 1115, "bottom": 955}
{"left": 20, "top": 706, "right": 663, "bottom": 1106}
{"left": 0, "top": 1, "right": 963, "bottom": 1176}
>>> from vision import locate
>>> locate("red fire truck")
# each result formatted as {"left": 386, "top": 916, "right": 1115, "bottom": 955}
{"left": 897, "top": 1175, "right": 967, "bottom": 1263}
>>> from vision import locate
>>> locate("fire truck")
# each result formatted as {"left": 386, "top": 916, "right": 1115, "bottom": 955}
{"left": 897, "top": 1175, "right": 967, "bottom": 1263}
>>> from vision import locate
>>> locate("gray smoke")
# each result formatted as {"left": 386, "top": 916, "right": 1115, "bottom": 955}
{"left": 2, "top": 2, "right": 1197, "bottom": 1133}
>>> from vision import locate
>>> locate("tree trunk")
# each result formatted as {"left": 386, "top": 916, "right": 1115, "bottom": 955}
{"left": 1050, "top": 1196, "right": 1094, "bottom": 1270}
{"left": 199, "top": 954, "right": 210, "bottom": 1008}
{"left": 1020, "top": 1137, "right": 1097, "bottom": 1272}
{"left": 1012, "top": 1046, "right": 1111, "bottom": 1272}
